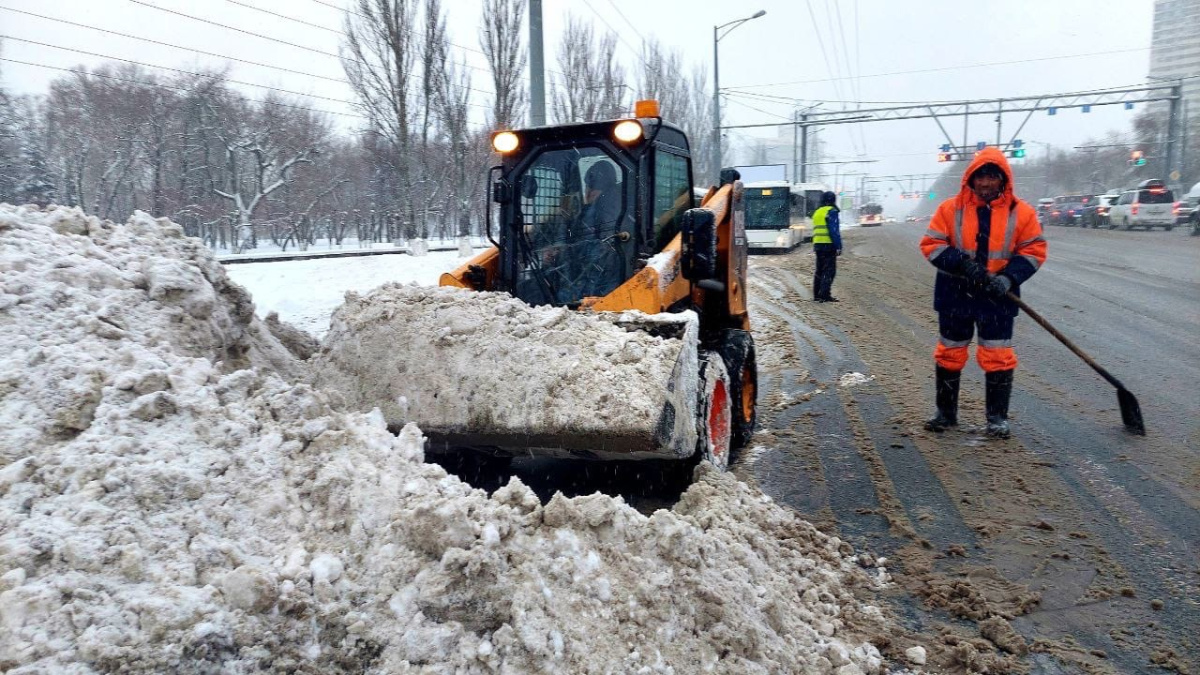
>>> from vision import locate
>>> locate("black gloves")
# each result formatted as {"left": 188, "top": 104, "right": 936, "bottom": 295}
{"left": 985, "top": 274, "right": 1013, "bottom": 298}
{"left": 959, "top": 258, "right": 1013, "bottom": 298}
{"left": 958, "top": 258, "right": 990, "bottom": 285}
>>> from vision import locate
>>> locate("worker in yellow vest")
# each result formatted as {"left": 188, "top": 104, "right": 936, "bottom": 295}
{"left": 810, "top": 191, "right": 843, "bottom": 302}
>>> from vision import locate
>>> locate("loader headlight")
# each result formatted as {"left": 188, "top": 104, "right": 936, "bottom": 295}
{"left": 492, "top": 131, "right": 519, "bottom": 153}
{"left": 613, "top": 120, "right": 643, "bottom": 143}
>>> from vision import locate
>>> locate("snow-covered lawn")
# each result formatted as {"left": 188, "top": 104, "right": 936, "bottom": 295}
{"left": 225, "top": 251, "right": 469, "bottom": 337}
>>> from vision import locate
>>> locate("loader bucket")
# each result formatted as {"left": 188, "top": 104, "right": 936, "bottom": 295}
{"left": 310, "top": 284, "right": 701, "bottom": 460}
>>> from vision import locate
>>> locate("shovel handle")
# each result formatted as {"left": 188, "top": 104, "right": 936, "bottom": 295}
{"left": 1006, "top": 292, "right": 1127, "bottom": 391}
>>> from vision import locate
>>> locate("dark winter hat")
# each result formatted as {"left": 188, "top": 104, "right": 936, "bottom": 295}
{"left": 820, "top": 191, "right": 837, "bottom": 206}
{"left": 970, "top": 162, "right": 1005, "bottom": 182}
{"left": 585, "top": 161, "right": 617, "bottom": 190}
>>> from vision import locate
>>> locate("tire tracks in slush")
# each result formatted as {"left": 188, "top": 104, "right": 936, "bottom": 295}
{"left": 745, "top": 235, "right": 1200, "bottom": 674}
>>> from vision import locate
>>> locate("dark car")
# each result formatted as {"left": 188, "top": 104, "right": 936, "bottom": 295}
{"left": 1083, "top": 194, "right": 1119, "bottom": 228}
{"left": 1048, "top": 195, "right": 1090, "bottom": 226}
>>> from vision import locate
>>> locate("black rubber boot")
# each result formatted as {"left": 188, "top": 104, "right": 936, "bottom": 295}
{"left": 924, "top": 366, "right": 961, "bottom": 432}
{"left": 985, "top": 369, "right": 1014, "bottom": 439}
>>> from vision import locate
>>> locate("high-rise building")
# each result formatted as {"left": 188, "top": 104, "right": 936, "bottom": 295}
{"left": 1148, "top": 0, "right": 1200, "bottom": 121}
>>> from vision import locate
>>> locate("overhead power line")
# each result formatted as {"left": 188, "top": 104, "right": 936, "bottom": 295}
{"left": 0, "top": 34, "right": 360, "bottom": 106}
{"left": 605, "top": 0, "right": 647, "bottom": 46}
{"left": 121, "top": 0, "right": 494, "bottom": 100}
{"left": 226, "top": 0, "right": 499, "bottom": 83}
{"left": 307, "top": 0, "right": 487, "bottom": 58}
{"left": 223, "top": 0, "right": 341, "bottom": 35}
{"left": 305, "top": 0, "right": 571, "bottom": 82}
{"left": 725, "top": 96, "right": 795, "bottom": 122}
{"left": 127, "top": 0, "right": 341, "bottom": 59}
{"left": 578, "top": 0, "right": 649, "bottom": 69}
{"left": 0, "top": 55, "right": 367, "bottom": 119}
{"left": 725, "top": 46, "right": 1154, "bottom": 91}
{"left": 0, "top": 4, "right": 346, "bottom": 83}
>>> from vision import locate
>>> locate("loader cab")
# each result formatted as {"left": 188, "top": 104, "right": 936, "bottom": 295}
{"left": 489, "top": 115, "right": 695, "bottom": 307}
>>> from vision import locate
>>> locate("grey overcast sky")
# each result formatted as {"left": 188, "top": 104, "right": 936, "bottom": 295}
{"left": 0, "top": 0, "right": 1158, "bottom": 209}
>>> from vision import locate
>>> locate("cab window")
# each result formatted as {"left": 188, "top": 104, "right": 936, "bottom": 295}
{"left": 652, "top": 150, "right": 692, "bottom": 251}
{"left": 513, "top": 146, "right": 629, "bottom": 306}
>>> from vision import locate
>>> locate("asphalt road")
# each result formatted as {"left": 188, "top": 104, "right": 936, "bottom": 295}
{"left": 744, "top": 223, "right": 1200, "bottom": 674}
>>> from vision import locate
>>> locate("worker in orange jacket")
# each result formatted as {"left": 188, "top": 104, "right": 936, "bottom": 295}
{"left": 918, "top": 147, "right": 1048, "bottom": 438}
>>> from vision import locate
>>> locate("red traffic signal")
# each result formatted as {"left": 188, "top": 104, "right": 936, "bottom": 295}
{"left": 937, "top": 152, "right": 952, "bottom": 162}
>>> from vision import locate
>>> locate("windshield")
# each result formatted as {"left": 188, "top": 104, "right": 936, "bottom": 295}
{"left": 512, "top": 145, "right": 630, "bottom": 306}
{"left": 744, "top": 188, "right": 789, "bottom": 230}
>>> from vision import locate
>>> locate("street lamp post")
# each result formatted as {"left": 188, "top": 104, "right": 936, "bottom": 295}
{"left": 713, "top": 10, "right": 766, "bottom": 184}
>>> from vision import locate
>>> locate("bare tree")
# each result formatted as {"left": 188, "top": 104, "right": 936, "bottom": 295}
{"left": 594, "top": 32, "right": 628, "bottom": 120}
{"left": 0, "top": 41, "right": 19, "bottom": 203}
{"left": 435, "top": 55, "right": 478, "bottom": 237}
{"left": 550, "top": 16, "right": 600, "bottom": 124}
{"left": 204, "top": 95, "right": 323, "bottom": 252}
{"left": 549, "top": 16, "right": 628, "bottom": 124}
{"left": 480, "top": 0, "right": 526, "bottom": 129}
{"left": 342, "top": 0, "right": 420, "bottom": 235}
{"left": 683, "top": 65, "right": 714, "bottom": 184}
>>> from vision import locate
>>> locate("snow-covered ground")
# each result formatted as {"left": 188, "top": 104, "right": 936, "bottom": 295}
{"left": 211, "top": 236, "right": 492, "bottom": 260}
{"left": 225, "top": 251, "right": 467, "bottom": 337}
{"left": 0, "top": 204, "right": 906, "bottom": 673}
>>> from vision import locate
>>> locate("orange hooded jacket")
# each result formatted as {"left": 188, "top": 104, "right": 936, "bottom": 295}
{"left": 919, "top": 147, "right": 1047, "bottom": 316}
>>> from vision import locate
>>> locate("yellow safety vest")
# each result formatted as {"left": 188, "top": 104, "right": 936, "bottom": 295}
{"left": 812, "top": 206, "right": 834, "bottom": 244}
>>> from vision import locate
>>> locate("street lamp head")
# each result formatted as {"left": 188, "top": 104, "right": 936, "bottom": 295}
{"left": 751, "top": 10, "right": 766, "bottom": 18}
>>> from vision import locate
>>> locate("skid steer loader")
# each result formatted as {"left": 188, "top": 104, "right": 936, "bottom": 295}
{"left": 312, "top": 101, "right": 756, "bottom": 471}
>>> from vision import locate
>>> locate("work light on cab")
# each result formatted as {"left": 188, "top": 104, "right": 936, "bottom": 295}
{"left": 492, "top": 131, "right": 519, "bottom": 153}
{"left": 613, "top": 120, "right": 643, "bottom": 143}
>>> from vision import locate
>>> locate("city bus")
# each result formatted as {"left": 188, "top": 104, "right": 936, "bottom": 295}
{"left": 743, "top": 180, "right": 808, "bottom": 252}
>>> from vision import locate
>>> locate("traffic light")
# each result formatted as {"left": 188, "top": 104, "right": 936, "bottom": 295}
{"left": 1130, "top": 150, "right": 1146, "bottom": 166}
{"left": 1008, "top": 149, "right": 1026, "bottom": 158}
{"left": 937, "top": 151, "right": 952, "bottom": 162}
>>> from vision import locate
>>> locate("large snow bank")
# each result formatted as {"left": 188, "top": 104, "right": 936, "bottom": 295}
{"left": 0, "top": 204, "right": 895, "bottom": 673}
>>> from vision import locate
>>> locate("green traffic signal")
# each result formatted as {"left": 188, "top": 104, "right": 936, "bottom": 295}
{"left": 1008, "top": 148, "right": 1026, "bottom": 158}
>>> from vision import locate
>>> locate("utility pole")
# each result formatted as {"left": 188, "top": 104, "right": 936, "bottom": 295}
{"left": 801, "top": 116, "right": 811, "bottom": 182}
{"left": 792, "top": 109, "right": 798, "bottom": 183}
{"left": 1180, "top": 97, "right": 1188, "bottom": 184}
{"left": 712, "top": 26, "right": 721, "bottom": 184}
{"left": 995, "top": 99, "right": 1003, "bottom": 145}
{"left": 712, "top": 11, "right": 766, "bottom": 184}
{"left": 1164, "top": 82, "right": 1181, "bottom": 184}
{"left": 528, "top": 0, "right": 546, "bottom": 126}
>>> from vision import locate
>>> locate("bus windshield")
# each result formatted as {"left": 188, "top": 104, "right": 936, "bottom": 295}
{"left": 744, "top": 187, "right": 790, "bottom": 230}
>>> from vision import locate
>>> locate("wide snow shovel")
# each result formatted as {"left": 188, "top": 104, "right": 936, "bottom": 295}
{"left": 1008, "top": 292, "right": 1145, "bottom": 435}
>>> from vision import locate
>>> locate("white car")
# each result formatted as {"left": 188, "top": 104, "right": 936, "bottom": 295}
{"left": 1107, "top": 180, "right": 1177, "bottom": 231}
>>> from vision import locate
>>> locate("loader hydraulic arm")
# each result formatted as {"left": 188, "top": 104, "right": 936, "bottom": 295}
{"left": 587, "top": 181, "right": 750, "bottom": 333}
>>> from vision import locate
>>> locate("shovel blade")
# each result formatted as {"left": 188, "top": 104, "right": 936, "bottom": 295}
{"left": 1117, "top": 387, "right": 1145, "bottom": 436}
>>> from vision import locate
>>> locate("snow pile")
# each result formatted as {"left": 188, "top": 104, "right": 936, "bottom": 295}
{"left": 838, "top": 372, "right": 875, "bottom": 388}
{"left": 310, "top": 285, "right": 701, "bottom": 459}
{"left": 1, "top": 204, "right": 895, "bottom": 673}
{"left": 0, "top": 204, "right": 300, "bottom": 462}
